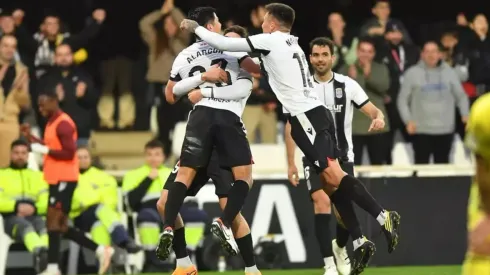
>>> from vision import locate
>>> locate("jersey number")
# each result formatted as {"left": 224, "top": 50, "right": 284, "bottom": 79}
{"left": 188, "top": 58, "right": 233, "bottom": 87}
{"left": 293, "top": 53, "right": 314, "bottom": 88}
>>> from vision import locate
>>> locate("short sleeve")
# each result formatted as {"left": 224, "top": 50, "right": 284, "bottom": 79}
{"left": 348, "top": 77, "right": 369, "bottom": 109}
{"left": 246, "top": 33, "right": 272, "bottom": 55}
{"left": 224, "top": 51, "right": 250, "bottom": 66}
{"left": 169, "top": 56, "right": 186, "bottom": 82}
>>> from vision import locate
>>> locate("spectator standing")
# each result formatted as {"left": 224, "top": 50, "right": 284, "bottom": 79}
{"left": 0, "top": 10, "right": 23, "bottom": 63}
{"left": 340, "top": 39, "right": 390, "bottom": 165}
{"left": 0, "top": 35, "right": 30, "bottom": 167}
{"left": 38, "top": 44, "right": 96, "bottom": 147}
{"left": 12, "top": 9, "right": 106, "bottom": 79}
{"left": 377, "top": 21, "right": 419, "bottom": 164}
{"left": 139, "top": 0, "right": 190, "bottom": 156}
{"left": 360, "top": 0, "right": 412, "bottom": 46}
{"left": 397, "top": 41, "right": 469, "bottom": 164}
{"left": 465, "top": 14, "right": 490, "bottom": 97}
{"left": 325, "top": 12, "right": 358, "bottom": 71}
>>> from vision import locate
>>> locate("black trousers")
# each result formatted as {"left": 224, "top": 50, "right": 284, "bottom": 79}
{"left": 412, "top": 134, "right": 454, "bottom": 164}
{"left": 352, "top": 133, "right": 389, "bottom": 165}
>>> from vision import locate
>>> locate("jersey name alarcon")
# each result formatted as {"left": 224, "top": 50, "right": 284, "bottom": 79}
{"left": 312, "top": 73, "right": 369, "bottom": 162}
{"left": 246, "top": 31, "right": 323, "bottom": 116}
{"left": 170, "top": 41, "right": 251, "bottom": 117}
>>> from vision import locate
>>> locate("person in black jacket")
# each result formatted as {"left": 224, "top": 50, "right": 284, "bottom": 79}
{"left": 37, "top": 44, "right": 96, "bottom": 146}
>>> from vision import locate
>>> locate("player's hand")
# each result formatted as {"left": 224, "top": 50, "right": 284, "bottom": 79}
{"left": 188, "top": 89, "right": 203, "bottom": 104}
{"left": 31, "top": 143, "right": 49, "bottom": 155}
{"left": 148, "top": 168, "right": 159, "bottom": 180}
{"left": 202, "top": 65, "right": 227, "bottom": 83}
{"left": 406, "top": 121, "right": 416, "bottom": 135}
{"left": 469, "top": 217, "right": 490, "bottom": 255}
{"left": 288, "top": 165, "right": 300, "bottom": 186}
{"left": 17, "top": 203, "right": 35, "bottom": 217}
{"left": 180, "top": 19, "right": 199, "bottom": 32}
{"left": 20, "top": 123, "right": 31, "bottom": 138}
{"left": 368, "top": 118, "right": 385, "bottom": 132}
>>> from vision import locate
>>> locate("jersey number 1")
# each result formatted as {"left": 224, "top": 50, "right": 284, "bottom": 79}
{"left": 293, "top": 53, "right": 313, "bottom": 88}
{"left": 188, "top": 58, "right": 233, "bottom": 87}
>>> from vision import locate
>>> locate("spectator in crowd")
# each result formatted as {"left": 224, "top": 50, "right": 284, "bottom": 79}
{"left": 440, "top": 31, "right": 471, "bottom": 142}
{"left": 325, "top": 12, "right": 358, "bottom": 71}
{"left": 37, "top": 44, "right": 96, "bottom": 147}
{"left": 0, "top": 10, "right": 15, "bottom": 37}
{"left": 139, "top": 0, "right": 190, "bottom": 156}
{"left": 465, "top": 14, "right": 490, "bottom": 97}
{"left": 377, "top": 21, "right": 419, "bottom": 164}
{"left": 360, "top": 0, "right": 412, "bottom": 46}
{"left": 0, "top": 139, "right": 48, "bottom": 273}
{"left": 122, "top": 140, "right": 172, "bottom": 271}
{"left": 397, "top": 41, "right": 469, "bottom": 164}
{"left": 0, "top": 35, "right": 30, "bottom": 167}
{"left": 12, "top": 9, "right": 106, "bottom": 78}
{"left": 248, "top": 5, "right": 266, "bottom": 35}
{"left": 340, "top": 39, "right": 390, "bottom": 165}
{"left": 243, "top": 76, "right": 278, "bottom": 144}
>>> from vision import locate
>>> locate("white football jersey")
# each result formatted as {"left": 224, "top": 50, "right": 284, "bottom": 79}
{"left": 312, "top": 73, "right": 369, "bottom": 162}
{"left": 245, "top": 32, "right": 323, "bottom": 116}
{"left": 169, "top": 41, "right": 251, "bottom": 117}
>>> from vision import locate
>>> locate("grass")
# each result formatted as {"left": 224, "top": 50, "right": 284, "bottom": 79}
{"left": 149, "top": 266, "right": 461, "bottom": 275}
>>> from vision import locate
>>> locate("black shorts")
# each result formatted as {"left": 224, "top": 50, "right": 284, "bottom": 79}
{"left": 164, "top": 149, "right": 233, "bottom": 198}
{"left": 180, "top": 106, "right": 252, "bottom": 169}
{"left": 303, "top": 157, "right": 354, "bottom": 194}
{"left": 48, "top": 181, "right": 77, "bottom": 214}
{"left": 288, "top": 106, "right": 339, "bottom": 173}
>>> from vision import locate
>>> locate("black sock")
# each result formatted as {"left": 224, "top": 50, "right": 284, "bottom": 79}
{"left": 172, "top": 227, "right": 188, "bottom": 258}
{"left": 336, "top": 224, "right": 350, "bottom": 248}
{"left": 221, "top": 180, "right": 249, "bottom": 227}
{"left": 337, "top": 175, "right": 383, "bottom": 219}
{"left": 331, "top": 192, "right": 363, "bottom": 240}
{"left": 235, "top": 234, "right": 256, "bottom": 267}
{"left": 64, "top": 227, "right": 99, "bottom": 251}
{"left": 314, "top": 214, "right": 333, "bottom": 258}
{"left": 47, "top": 231, "right": 61, "bottom": 264}
{"left": 163, "top": 182, "right": 188, "bottom": 228}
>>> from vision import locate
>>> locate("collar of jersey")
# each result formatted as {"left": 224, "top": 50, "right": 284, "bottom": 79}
{"left": 313, "top": 72, "right": 335, "bottom": 84}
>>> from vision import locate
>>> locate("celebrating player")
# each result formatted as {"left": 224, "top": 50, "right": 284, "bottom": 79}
{"left": 181, "top": 3, "right": 400, "bottom": 274}
{"left": 23, "top": 92, "right": 113, "bottom": 275}
{"left": 462, "top": 93, "right": 490, "bottom": 274}
{"left": 156, "top": 24, "right": 261, "bottom": 275}
{"left": 158, "top": 6, "right": 264, "bottom": 267}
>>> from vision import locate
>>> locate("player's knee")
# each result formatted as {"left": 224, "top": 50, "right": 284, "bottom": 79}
{"left": 59, "top": 216, "right": 69, "bottom": 233}
{"left": 46, "top": 207, "right": 62, "bottom": 231}
{"left": 175, "top": 167, "right": 196, "bottom": 186}
{"left": 232, "top": 165, "right": 253, "bottom": 186}
{"left": 311, "top": 190, "right": 331, "bottom": 214}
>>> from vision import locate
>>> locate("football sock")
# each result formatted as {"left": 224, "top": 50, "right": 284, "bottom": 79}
{"left": 163, "top": 181, "right": 188, "bottom": 228}
{"left": 221, "top": 180, "right": 249, "bottom": 227}
{"left": 47, "top": 231, "right": 61, "bottom": 264}
{"left": 64, "top": 227, "right": 98, "bottom": 251}
{"left": 172, "top": 227, "right": 189, "bottom": 259}
{"left": 315, "top": 214, "right": 333, "bottom": 258}
{"left": 236, "top": 233, "right": 256, "bottom": 267}
{"left": 176, "top": 256, "right": 193, "bottom": 268}
{"left": 324, "top": 256, "right": 336, "bottom": 268}
{"left": 330, "top": 193, "right": 363, "bottom": 241}
{"left": 335, "top": 223, "right": 350, "bottom": 248}
{"left": 336, "top": 175, "right": 384, "bottom": 219}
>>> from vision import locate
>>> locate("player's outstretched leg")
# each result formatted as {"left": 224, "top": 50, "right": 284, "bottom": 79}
{"left": 325, "top": 160, "right": 401, "bottom": 254}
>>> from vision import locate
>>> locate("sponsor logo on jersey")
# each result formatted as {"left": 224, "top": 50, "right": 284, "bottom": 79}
{"left": 325, "top": 104, "right": 344, "bottom": 113}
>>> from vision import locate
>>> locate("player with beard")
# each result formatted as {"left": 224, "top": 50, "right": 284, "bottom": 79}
{"left": 286, "top": 37, "right": 388, "bottom": 274}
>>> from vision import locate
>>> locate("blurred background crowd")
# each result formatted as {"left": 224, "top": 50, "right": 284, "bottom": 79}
{"left": 0, "top": 0, "right": 488, "bottom": 168}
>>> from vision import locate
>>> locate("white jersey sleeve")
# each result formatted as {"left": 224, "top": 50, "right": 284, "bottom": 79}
{"left": 245, "top": 33, "right": 273, "bottom": 54}
{"left": 347, "top": 77, "right": 370, "bottom": 109}
{"left": 169, "top": 54, "right": 187, "bottom": 82}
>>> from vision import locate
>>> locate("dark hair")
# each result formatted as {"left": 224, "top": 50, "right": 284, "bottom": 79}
{"left": 358, "top": 38, "right": 376, "bottom": 48}
{"left": 309, "top": 37, "right": 335, "bottom": 55}
{"left": 224, "top": 25, "right": 248, "bottom": 38}
{"left": 188, "top": 7, "right": 217, "bottom": 27}
{"left": 374, "top": 0, "right": 390, "bottom": 7}
{"left": 39, "top": 90, "right": 59, "bottom": 101}
{"left": 11, "top": 139, "right": 29, "bottom": 149}
{"left": 423, "top": 40, "right": 443, "bottom": 51}
{"left": 144, "top": 139, "right": 165, "bottom": 151}
{"left": 265, "top": 3, "right": 295, "bottom": 29}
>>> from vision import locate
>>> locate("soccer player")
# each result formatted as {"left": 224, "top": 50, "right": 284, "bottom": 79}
{"left": 462, "top": 93, "right": 490, "bottom": 274}
{"left": 159, "top": 6, "right": 262, "bottom": 263}
{"left": 156, "top": 25, "right": 261, "bottom": 275}
{"left": 181, "top": 2, "right": 400, "bottom": 272}
{"left": 285, "top": 37, "right": 386, "bottom": 275}
{"left": 23, "top": 92, "right": 113, "bottom": 275}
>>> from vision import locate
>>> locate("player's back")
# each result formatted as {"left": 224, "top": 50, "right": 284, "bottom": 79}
{"left": 171, "top": 41, "right": 248, "bottom": 117}
{"left": 247, "top": 31, "right": 322, "bottom": 116}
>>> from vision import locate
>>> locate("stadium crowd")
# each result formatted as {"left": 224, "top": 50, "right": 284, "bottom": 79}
{"left": 0, "top": 0, "right": 488, "bottom": 167}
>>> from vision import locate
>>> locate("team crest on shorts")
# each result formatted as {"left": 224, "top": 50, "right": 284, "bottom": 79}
{"left": 335, "top": 88, "right": 343, "bottom": 98}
